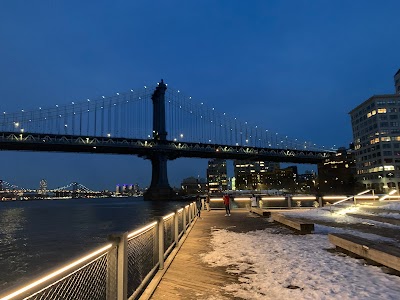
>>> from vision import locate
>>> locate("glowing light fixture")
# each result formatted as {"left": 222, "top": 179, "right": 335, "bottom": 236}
{"left": 379, "top": 189, "right": 397, "bottom": 201}
{"left": 333, "top": 190, "right": 370, "bottom": 205}
{"left": 127, "top": 221, "right": 157, "bottom": 238}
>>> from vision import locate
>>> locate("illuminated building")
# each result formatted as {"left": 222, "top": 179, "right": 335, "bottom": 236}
{"left": 207, "top": 159, "right": 227, "bottom": 193}
{"left": 317, "top": 147, "right": 360, "bottom": 194}
{"left": 264, "top": 166, "right": 297, "bottom": 192}
{"left": 395, "top": 69, "right": 400, "bottom": 94}
{"left": 181, "top": 177, "right": 206, "bottom": 194}
{"left": 234, "top": 160, "right": 279, "bottom": 190}
{"left": 349, "top": 69, "right": 400, "bottom": 192}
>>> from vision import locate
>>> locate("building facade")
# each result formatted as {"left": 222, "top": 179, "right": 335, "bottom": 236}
{"left": 234, "top": 160, "right": 280, "bottom": 190}
{"left": 207, "top": 159, "right": 228, "bottom": 193}
{"left": 395, "top": 69, "right": 400, "bottom": 94}
{"left": 317, "top": 147, "right": 360, "bottom": 195}
{"left": 349, "top": 70, "right": 400, "bottom": 192}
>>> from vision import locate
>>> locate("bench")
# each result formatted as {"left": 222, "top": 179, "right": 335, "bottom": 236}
{"left": 250, "top": 207, "right": 271, "bottom": 217}
{"left": 346, "top": 213, "right": 400, "bottom": 226}
{"left": 271, "top": 213, "right": 314, "bottom": 234}
{"left": 328, "top": 233, "right": 400, "bottom": 272}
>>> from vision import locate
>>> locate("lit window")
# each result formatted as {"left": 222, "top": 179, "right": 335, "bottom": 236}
{"left": 384, "top": 165, "right": 395, "bottom": 171}
{"left": 378, "top": 108, "right": 387, "bottom": 113}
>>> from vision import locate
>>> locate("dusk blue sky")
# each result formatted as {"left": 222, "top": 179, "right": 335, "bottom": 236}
{"left": 1, "top": 1, "right": 400, "bottom": 190}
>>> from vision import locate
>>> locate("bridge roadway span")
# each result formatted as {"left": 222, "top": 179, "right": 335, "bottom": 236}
{"left": 0, "top": 132, "right": 330, "bottom": 164}
{"left": 146, "top": 210, "right": 273, "bottom": 300}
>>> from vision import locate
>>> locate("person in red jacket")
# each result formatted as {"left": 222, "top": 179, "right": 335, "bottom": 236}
{"left": 223, "top": 193, "right": 231, "bottom": 216}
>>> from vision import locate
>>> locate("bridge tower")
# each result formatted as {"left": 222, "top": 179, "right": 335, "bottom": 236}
{"left": 72, "top": 182, "right": 78, "bottom": 198}
{"left": 144, "top": 80, "right": 175, "bottom": 200}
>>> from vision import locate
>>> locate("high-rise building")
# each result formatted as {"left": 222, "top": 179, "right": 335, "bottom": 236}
{"left": 181, "top": 177, "right": 202, "bottom": 194}
{"left": 349, "top": 70, "right": 400, "bottom": 192}
{"left": 395, "top": 69, "right": 400, "bottom": 94}
{"left": 207, "top": 159, "right": 228, "bottom": 193}
{"left": 234, "top": 160, "right": 279, "bottom": 190}
{"left": 265, "top": 166, "right": 298, "bottom": 192}
{"left": 317, "top": 146, "right": 360, "bottom": 194}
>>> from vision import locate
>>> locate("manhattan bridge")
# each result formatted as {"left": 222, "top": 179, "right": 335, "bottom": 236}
{"left": 0, "top": 80, "right": 335, "bottom": 200}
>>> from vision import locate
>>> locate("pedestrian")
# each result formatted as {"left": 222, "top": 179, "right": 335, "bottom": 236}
{"left": 196, "top": 196, "right": 202, "bottom": 218}
{"left": 205, "top": 193, "right": 211, "bottom": 212}
{"left": 251, "top": 194, "right": 257, "bottom": 207}
{"left": 223, "top": 193, "right": 230, "bottom": 216}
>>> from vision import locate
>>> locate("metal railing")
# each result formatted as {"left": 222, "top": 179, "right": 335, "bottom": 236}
{"left": 0, "top": 202, "right": 198, "bottom": 300}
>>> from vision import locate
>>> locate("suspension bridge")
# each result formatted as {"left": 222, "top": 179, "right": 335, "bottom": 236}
{"left": 0, "top": 80, "right": 335, "bottom": 200}
{"left": 0, "top": 180, "right": 104, "bottom": 199}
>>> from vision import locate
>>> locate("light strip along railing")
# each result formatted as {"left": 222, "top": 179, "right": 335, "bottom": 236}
{"left": 0, "top": 202, "right": 199, "bottom": 300}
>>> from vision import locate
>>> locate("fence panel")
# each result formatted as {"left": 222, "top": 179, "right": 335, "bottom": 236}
{"left": 24, "top": 248, "right": 114, "bottom": 300}
{"left": 163, "top": 215, "right": 174, "bottom": 255}
{"left": 126, "top": 225, "right": 157, "bottom": 298}
{"left": 178, "top": 209, "right": 183, "bottom": 236}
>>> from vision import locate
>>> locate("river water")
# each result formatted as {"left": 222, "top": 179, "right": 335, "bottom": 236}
{"left": 0, "top": 197, "right": 191, "bottom": 292}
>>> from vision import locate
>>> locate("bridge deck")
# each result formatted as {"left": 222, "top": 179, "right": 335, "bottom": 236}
{"left": 147, "top": 210, "right": 272, "bottom": 300}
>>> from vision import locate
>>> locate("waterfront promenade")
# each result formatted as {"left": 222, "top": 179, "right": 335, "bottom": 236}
{"left": 147, "top": 209, "right": 272, "bottom": 300}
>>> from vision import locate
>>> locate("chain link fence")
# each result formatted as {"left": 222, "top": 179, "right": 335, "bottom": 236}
{"left": 127, "top": 225, "right": 157, "bottom": 299}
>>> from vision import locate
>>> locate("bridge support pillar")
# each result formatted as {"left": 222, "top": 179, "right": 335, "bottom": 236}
{"left": 144, "top": 154, "right": 175, "bottom": 200}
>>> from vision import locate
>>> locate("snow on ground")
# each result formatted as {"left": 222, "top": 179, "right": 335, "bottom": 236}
{"left": 202, "top": 227, "right": 400, "bottom": 300}
{"left": 284, "top": 205, "right": 400, "bottom": 230}
{"left": 379, "top": 202, "right": 400, "bottom": 211}
{"left": 201, "top": 203, "right": 400, "bottom": 299}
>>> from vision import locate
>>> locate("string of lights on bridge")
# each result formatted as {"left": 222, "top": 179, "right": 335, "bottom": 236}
{"left": 0, "top": 82, "right": 336, "bottom": 152}
{"left": 0, "top": 180, "right": 98, "bottom": 193}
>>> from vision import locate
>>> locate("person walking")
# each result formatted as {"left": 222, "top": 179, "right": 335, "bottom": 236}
{"left": 251, "top": 194, "right": 257, "bottom": 207}
{"left": 205, "top": 193, "right": 211, "bottom": 212}
{"left": 196, "top": 196, "right": 202, "bottom": 218}
{"left": 223, "top": 193, "right": 230, "bottom": 216}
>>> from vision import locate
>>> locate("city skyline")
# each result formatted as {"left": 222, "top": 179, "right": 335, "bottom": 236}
{"left": 1, "top": 1, "right": 400, "bottom": 190}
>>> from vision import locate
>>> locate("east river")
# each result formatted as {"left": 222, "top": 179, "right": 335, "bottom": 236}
{"left": 0, "top": 197, "right": 191, "bottom": 292}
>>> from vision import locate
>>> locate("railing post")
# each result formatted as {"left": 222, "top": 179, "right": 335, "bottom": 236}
{"left": 201, "top": 198, "right": 205, "bottom": 210}
{"left": 106, "top": 238, "right": 118, "bottom": 300}
{"left": 182, "top": 206, "right": 187, "bottom": 234}
{"left": 158, "top": 216, "right": 165, "bottom": 270}
{"left": 188, "top": 204, "right": 192, "bottom": 223}
{"left": 108, "top": 233, "right": 127, "bottom": 300}
{"left": 318, "top": 196, "right": 323, "bottom": 207}
{"left": 174, "top": 209, "right": 179, "bottom": 245}
{"left": 287, "top": 195, "right": 292, "bottom": 208}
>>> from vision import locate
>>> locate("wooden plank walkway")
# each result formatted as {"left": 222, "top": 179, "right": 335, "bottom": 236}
{"left": 147, "top": 210, "right": 272, "bottom": 300}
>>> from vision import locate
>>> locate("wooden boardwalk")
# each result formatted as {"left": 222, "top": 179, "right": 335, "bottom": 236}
{"left": 148, "top": 210, "right": 272, "bottom": 300}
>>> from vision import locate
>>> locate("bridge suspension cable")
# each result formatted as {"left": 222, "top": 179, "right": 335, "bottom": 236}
{"left": 0, "top": 85, "right": 156, "bottom": 140}
{"left": 166, "top": 88, "right": 332, "bottom": 151}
